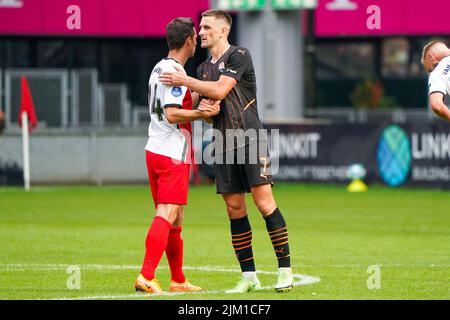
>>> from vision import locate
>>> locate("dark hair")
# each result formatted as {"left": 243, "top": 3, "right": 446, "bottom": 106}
{"left": 166, "top": 17, "right": 195, "bottom": 50}
{"left": 201, "top": 9, "right": 232, "bottom": 26}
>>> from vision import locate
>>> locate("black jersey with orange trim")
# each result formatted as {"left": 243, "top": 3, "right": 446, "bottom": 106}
{"left": 197, "top": 45, "right": 264, "bottom": 151}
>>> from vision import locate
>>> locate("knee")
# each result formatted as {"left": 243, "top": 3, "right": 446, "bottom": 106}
{"left": 226, "top": 201, "right": 246, "bottom": 219}
{"left": 254, "top": 198, "right": 276, "bottom": 216}
{"left": 156, "top": 206, "right": 179, "bottom": 225}
{"left": 172, "top": 208, "right": 184, "bottom": 227}
{"left": 165, "top": 211, "right": 178, "bottom": 225}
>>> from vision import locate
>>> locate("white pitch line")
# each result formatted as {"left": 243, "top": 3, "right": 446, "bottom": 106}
{"left": 57, "top": 270, "right": 319, "bottom": 300}
{"left": 0, "top": 263, "right": 320, "bottom": 300}
{"left": 0, "top": 264, "right": 140, "bottom": 271}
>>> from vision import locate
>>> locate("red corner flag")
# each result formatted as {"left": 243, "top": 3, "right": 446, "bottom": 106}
{"left": 18, "top": 76, "right": 38, "bottom": 133}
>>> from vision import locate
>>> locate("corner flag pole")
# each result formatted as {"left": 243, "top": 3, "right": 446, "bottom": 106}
{"left": 21, "top": 111, "right": 31, "bottom": 191}
{"left": 18, "top": 76, "right": 37, "bottom": 191}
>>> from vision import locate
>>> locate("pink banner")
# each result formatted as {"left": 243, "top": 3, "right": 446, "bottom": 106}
{"left": 0, "top": 0, "right": 41, "bottom": 34}
{"left": 316, "top": 0, "right": 450, "bottom": 36}
{"left": 2, "top": 0, "right": 450, "bottom": 37}
{"left": 0, "top": 0, "right": 209, "bottom": 36}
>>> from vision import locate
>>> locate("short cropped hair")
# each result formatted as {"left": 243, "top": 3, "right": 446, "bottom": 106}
{"left": 166, "top": 17, "right": 195, "bottom": 50}
{"left": 201, "top": 9, "right": 232, "bottom": 26}
{"left": 421, "top": 40, "right": 445, "bottom": 72}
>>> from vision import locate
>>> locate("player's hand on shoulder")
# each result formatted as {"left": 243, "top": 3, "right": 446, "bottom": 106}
{"left": 159, "top": 65, "right": 187, "bottom": 86}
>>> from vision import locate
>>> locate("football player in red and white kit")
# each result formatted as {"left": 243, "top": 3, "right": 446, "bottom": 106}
{"left": 134, "top": 17, "right": 220, "bottom": 294}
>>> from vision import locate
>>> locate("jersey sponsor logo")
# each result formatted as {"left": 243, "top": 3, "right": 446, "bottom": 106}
{"left": 218, "top": 61, "right": 225, "bottom": 71}
{"left": 238, "top": 49, "right": 246, "bottom": 55}
{"left": 171, "top": 87, "right": 182, "bottom": 97}
{"left": 226, "top": 69, "right": 237, "bottom": 74}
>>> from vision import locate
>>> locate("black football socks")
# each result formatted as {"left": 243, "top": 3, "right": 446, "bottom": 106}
{"left": 230, "top": 215, "right": 256, "bottom": 272}
{"left": 264, "top": 208, "right": 291, "bottom": 268}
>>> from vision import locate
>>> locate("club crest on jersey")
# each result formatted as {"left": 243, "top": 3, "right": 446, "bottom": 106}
{"left": 171, "top": 87, "right": 182, "bottom": 97}
{"left": 218, "top": 62, "right": 225, "bottom": 71}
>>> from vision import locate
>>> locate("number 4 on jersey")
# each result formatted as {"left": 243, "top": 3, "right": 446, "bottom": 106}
{"left": 153, "top": 98, "right": 163, "bottom": 121}
{"left": 150, "top": 84, "right": 164, "bottom": 121}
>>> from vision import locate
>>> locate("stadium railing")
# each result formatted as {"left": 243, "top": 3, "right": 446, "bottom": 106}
{"left": 132, "top": 106, "right": 149, "bottom": 128}
{"left": 98, "top": 83, "right": 131, "bottom": 128}
{"left": 2, "top": 68, "right": 135, "bottom": 131}
{"left": 4, "top": 69, "right": 69, "bottom": 128}
{"left": 2, "top": 68, "right": 439, "bottom": 131}
{"left": 70, "top": 69, "right": 99, "bottom": 128}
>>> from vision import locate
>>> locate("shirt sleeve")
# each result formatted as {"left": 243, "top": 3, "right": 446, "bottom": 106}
{"left": 220, "top": 47, "right": 252, "bottom": 82}
{"left": 163, "top": 85, "right": 187, "bottom": 108}
{"left": 162, "top": 64, "right": 187, "bottom": 108}
{"left": 428, "top": 72, "right": 448, "bottom": 96}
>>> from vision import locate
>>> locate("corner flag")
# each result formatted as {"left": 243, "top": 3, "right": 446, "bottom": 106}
{"left": 18, "top": 76, "right": 38, "bottom": 132}
{"left": 17, "top": 76, "right": 37, "bottom": 191}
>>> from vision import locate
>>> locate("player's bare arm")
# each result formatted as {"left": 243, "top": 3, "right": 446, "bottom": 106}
{"left": 429, "top": 92, "right": 450, "bottom": 122}
{"left": 165, "top": 100, "right": 220, "bottom": 124}
{"left": 159, "top": 66, "right": 237, "bottom": 100}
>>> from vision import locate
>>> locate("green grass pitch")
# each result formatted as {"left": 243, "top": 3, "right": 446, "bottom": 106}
{"left": 0, "top": 183, "right": 449, "bottom": 300}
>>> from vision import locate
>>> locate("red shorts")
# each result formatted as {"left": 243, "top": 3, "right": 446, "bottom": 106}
{"left": 146, "top": 151, "right": 190, "bottom": 208}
